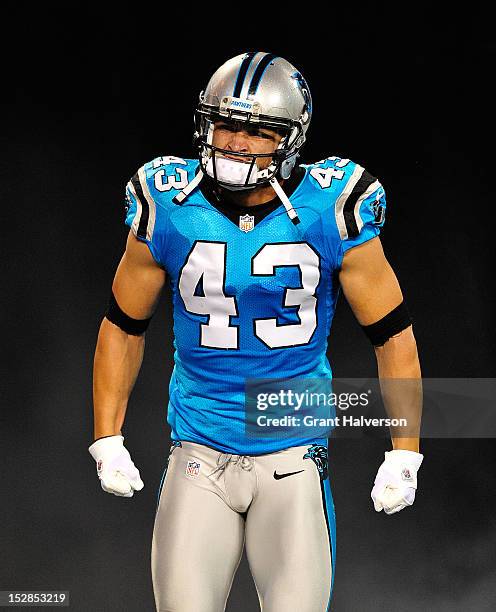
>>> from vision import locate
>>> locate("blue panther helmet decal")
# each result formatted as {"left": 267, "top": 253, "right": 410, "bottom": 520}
{"left": 303, "top": 444, "right": 328, "bottom": 481}
{"left": 291, "top": 71, "right": 312, "bottom": 116}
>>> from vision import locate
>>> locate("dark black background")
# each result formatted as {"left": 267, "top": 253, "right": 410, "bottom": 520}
{"left": 2, "top": 7, "right": 495, "bottom": 612}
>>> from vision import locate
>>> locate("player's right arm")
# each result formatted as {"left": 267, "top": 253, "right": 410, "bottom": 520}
{"left": 93, "top": 231, "right": 166, "bottom": 439}
{"left": 89, "top": 231, "right": 166, "bottom": 496}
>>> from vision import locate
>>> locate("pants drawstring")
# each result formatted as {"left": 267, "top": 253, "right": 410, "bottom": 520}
{"left": 208, "top": 453, "right": 254, "bottom": 477}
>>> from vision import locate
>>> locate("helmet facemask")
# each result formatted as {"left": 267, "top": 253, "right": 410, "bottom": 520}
{"left": 194, "top": 103, "right": 304, "bottom": 191}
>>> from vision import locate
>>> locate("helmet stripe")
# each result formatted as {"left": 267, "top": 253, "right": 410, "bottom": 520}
{"left": 233, "top": 51, "right": 257, "bottom": 98}
{"left": 247, "top": 53, "right": 278, "bottom": 96}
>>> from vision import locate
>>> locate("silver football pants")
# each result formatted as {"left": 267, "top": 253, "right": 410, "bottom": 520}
{"left": 151, "top": 441, "right": 335, "bottom": 612}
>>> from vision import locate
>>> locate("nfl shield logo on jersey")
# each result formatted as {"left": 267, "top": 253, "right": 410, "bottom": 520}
{"left": 239, "top": 214, "right": 255, "bottom": 233}
{"left": 186, "top": 460, "right": 201, "bottom": 477}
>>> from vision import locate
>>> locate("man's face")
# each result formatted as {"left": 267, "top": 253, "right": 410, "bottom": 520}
{"left": 211, "top": 120, "right": 284, "bottom": 170}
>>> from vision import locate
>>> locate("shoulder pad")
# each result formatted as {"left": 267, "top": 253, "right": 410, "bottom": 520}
{"left": 305, "top": 156, "right": 382, "bottom": 240}
{"left": 124, "top": 156, "right": 199, "bottom": 251}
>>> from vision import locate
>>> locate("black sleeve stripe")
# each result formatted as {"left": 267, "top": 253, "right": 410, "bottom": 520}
{"left": 342, "top": 169, "right": 377, "bottom": 239}
{"left": 131, "top": 173, "right": 149, "bottom": 240}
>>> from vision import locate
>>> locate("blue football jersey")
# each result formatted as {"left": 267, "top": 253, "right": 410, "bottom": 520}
{"left": 124, "top": 155, "right": 386, "bottom": 454}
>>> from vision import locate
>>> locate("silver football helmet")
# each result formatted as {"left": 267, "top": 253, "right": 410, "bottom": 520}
{"left": 194, "top": 52, "right": 312, "bottom": 190}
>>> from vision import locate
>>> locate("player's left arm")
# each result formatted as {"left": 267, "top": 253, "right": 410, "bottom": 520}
{"left": 339, "top": 236, "right": 423, "bottom": 514}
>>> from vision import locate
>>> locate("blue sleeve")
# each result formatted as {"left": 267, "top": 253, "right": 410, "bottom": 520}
{"left": 124, "top": 166, "right": 168, "bottom": 268}
{"left": 336, "top": 177, "right": 386, "bottom": 268}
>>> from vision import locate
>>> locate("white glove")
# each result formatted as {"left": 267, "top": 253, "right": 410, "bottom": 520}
{"left": 89, "top": 435, "right": 144, "bottom": 497}
{"left": 371, "top": 449, "right": 423, "bottom": 515}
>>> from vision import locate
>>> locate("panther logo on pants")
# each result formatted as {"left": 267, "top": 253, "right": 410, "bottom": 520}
{"left": 303, "top": 445, "right": 328, "bottom": 481}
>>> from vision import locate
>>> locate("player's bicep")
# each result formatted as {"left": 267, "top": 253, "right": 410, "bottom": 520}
{"left": 339, "top": 237, "right": 403, "bottom": 325}
{"left": 111, "top": 231, "right": 166, "bottom": 319}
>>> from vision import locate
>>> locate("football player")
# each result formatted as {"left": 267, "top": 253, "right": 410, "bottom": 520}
{"left": 89, "top": 52, "right": 423, "bottom": 611}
